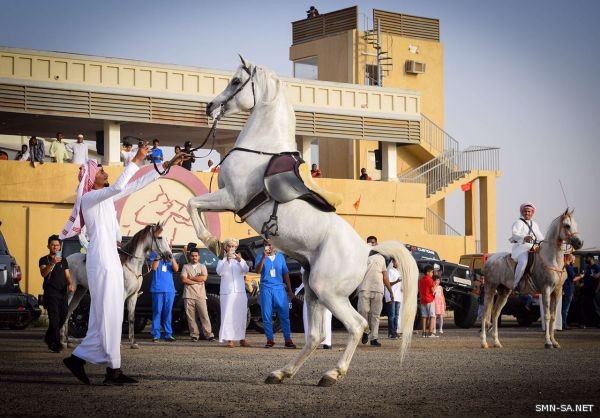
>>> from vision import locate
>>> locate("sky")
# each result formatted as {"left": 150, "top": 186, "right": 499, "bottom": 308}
{"left": 1, "top": 0, "right": 599, "bottom": 251}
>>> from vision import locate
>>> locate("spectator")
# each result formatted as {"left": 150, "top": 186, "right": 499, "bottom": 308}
{"left": 173, "top": 146, "right": 184, "bottom": 166}
{"left": 181, "top": 141, "right": 196, "bottom": 171}
{"left": 384, "top": 258, "right": 403, "bottom": 339}
{"left": 306, "top": 6, "right": 319, "bottom": 18}
{"left": 298, "top": 267, "right": 333, "bottom": 349}
{"left": 418, "top": 265, "right": 438, "bottom": 338}
{"left": 39, "top": 234, "right": 74, "bottom": 353}
{"left": 67, "top": 134, "right": 88, "bottom": 165}
{"left": 149, "top": 250, "right": 179, "bottom": 342}
{"left": 29, "top": 136, "right": 45, "bottom": 166}
{"left": 580, "top": 255, "right": 600, "bottom": 328}
{"left": 310, "top": 163, "right": 322, "bottom": 178}
{"left": 15, "top": 144, "right": 29, "bottom": 161}
{"left": 359, "top": 167, "right": 371, "bottom": 180}
{"left": 121, "top": 141, "right": 134, "bottom": 167}
{"left": 359, "top": 235, "right": 394, "bottom": 347}
{"left": 216, "top": 238, "right": 250, "bottom": 348}
{"left": 562, "top": 254, "right": 582, "bottom": 330}
{"left": 49, "top": 132, "right": 69, "bottom": 164}
{"left": 0, "top": 150, "right": 8, "bottom": 160}
{"left": 150, "top": 139, "right": 163, "bottom": 164}
{"left": 205, "top": 159, "right": 219, "bottom": 173}
{"left": 433, "top": 274, "right": 446, "bottom": 335}
{"left": 476, "top": 275, "right": 486, "bottom": 322}
{"left": 181, "top": 248, "right": 215, "bottom": 341}
{"left": 255, "top": 239, "right": 296, "bottom": 348}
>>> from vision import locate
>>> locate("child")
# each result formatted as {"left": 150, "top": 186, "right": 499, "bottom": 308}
{"left": 433, "top": 275, "right": 446, "bottom": 335}
{"left": 418, "top": 265, "right": 438, "bottom": 338}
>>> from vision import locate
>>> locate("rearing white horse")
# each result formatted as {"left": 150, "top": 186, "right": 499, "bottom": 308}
{"left": 187, "top": 57, "right": 418, "bottom": 386}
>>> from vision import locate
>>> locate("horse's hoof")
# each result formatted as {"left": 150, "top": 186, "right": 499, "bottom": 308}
{"left": 553, "top": 343, "right": 561, "bottom": 349}
{"left": 481, "top": 342, "right": 489, "bottom": 349}
{"left": 131, "top": 343, "right": 140, "bottom": 349}
{"left": 493, "top": 342, "right": 503, "bottom": 348}
{"left": 544, "top": 343, "right": 553, "bottom": 349}
{"left": 264, "top": 374, "right": 283, "bottom": 384}
{"left": 318, "top": 375, "right": 338, "bottom": 387}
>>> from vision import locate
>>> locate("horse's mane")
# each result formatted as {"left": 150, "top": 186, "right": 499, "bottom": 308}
{"left": 545, "top": 209, "right": 572, "bottom": 243}
{"left": 120, "top": 222, "right": 162, "bottom": 262}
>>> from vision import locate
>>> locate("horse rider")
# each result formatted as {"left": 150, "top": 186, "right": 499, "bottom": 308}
{"left": 510, "top": 202, "right": 544, "bottom": 291}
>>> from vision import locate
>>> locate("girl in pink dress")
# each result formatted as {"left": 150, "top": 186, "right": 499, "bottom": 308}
{"left": 433, "top": 277, "right": 446, "bottom": 334}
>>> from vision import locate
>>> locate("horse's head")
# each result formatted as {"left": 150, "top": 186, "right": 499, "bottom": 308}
{"left": 147, "top": 221, "right": 172, "bottom": 257}
{"left": 557, "top": 209, "right": 583, "bottom": 250}
{"left": 206, "top": 55, "right": 280, "bottom": 119}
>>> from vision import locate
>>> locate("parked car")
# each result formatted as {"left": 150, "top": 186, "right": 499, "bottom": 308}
{"left": 407, "top": 245, "right": 478, "bottom": 328}
{"left": 61, "top": 237, "right": 264, "bottom": 338}
{"left": 459, "top": 253, "right": 541, "bottom": 326}
{"left": 0, "top": 221, "right": 41, "bottom": 330}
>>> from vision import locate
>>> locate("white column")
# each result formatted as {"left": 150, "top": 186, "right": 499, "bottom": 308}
{"left": 299, "top": 136, "right": 314, "bottom": 167}
{"left": 380, "top": 141, "right": 397, "bottom": 181}
{"left": 103, "top": 120, "right": 121, "bottom": 166}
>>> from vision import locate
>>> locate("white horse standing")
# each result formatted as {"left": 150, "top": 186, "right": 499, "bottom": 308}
{"left": 61, "top": 223, "right": 171, "bottom": 349}
{"left": 481, "top": 209, "right": 582, "bottom": 349}
{"left": 187, "top": 57, "right": 419, "bottom": 386}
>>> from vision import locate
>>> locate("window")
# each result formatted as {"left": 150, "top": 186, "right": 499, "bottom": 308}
{"left": 365, "top": 64, "right": 379, "bottom": 86}
{"left": 294, "top": 57, "right": 318, "bottom": 80}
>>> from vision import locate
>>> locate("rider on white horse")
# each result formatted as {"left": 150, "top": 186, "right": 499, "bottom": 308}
{"left": 511, "top": 202, "right": 544, "bottom": 290}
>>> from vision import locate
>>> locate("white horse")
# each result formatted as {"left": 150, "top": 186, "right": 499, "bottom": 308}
{"left": 61, "top": 222, "right": 171, "bottom": 349}
{"left": 187, "top": 57, "right": 419, "bottom": 386}
{"left": 481, "top": 209, "right": 582, "bottom": 349}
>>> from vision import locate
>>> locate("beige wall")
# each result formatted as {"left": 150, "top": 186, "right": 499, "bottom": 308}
{"left": 0, "top": 161, "right": 475, "bottom": 296}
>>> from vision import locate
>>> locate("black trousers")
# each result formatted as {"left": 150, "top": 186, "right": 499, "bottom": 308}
{"left": 44, "top": 291, "right": 68, "bottom": 349}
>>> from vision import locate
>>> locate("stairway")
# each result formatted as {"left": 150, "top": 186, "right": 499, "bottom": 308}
{"left": 363, "top": 18, "right": 392, "bottom": 85}
{"left": 398, "top": 116, "right": 500, "bottom": 202}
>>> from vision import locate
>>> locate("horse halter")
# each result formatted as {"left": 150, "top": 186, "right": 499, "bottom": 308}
{"left": 558, "top": 213, "right": 580, "bottom": 250}
{"left": 218, "top": 64, "right": 257, "bottom": 117}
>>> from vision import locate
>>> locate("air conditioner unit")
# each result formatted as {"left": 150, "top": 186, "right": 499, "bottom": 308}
{"left": 405, "top": 60, "right": 426, "bottom": 74}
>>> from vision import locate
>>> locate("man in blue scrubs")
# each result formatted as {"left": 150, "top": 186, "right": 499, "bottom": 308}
{"left": 255, "top": 239, "right": 296, "bottom": 348}
{"left": 149, "top": 250, "right": 179, "bottom": 342}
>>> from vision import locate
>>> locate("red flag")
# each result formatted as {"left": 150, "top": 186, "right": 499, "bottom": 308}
{"left": 353, "top": 195, "right": 361, "bottom": 211}
{"left": 461, "top": 182, "right": 472, "bottom": 192}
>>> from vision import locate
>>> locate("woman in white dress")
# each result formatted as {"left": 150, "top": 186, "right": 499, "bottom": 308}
{"left": 216, "top": 238, "right": 250, "bottom": 348}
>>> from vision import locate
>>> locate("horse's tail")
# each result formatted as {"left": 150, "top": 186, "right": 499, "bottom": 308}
{"left": 374, "top": 241, "right": 419, "bottom": 365}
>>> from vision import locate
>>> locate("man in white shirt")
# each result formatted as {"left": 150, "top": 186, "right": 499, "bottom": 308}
{"left": 66, "top": 134, "right": 88, "bottom": 165}
{"left": 510, "top": 202, "right": 544, "bottom": 290}
{"left": 385, "top": 258, "right": 403, "bottom": 339}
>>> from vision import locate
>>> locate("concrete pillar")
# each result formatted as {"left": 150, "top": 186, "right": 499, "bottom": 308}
{"left": 103, "top": 120, "right": 121, "bottom": 166}
{"left": 298, "top": 136, "right": 314, "bottom": 167}
{"left": 479, "top": 175, "right": 497, "bottom": 253}
{"left": 464, "top": 179, "right": 478, "bottom": 237}
{"left": 380, "top": 142, "right": 397, "bottom": 181}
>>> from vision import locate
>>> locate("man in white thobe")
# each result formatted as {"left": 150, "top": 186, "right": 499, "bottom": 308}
{"left": 60, "top": 144, "right": 176, "bottom": 385}
{"left": 216, "top": 238, "right": 250, "bottom": 347}
{"left": 510, "top": 202, "right": 544, "bottom": 291}
{"left": 66, "top": 133, "right": 89, "bottom": 165}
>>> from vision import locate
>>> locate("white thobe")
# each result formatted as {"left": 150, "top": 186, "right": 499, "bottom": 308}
{"left": 67, "top": 142, "right": 89, "bottom": 165}
{"left": 216, "top": 257, "right": 249, "bottom": 342}
{"left": 510, "top": 218, "right": 544, "bottom": 261}
{"left": 73, "top": 163, "right": 160, "bottom": 368}
{"left": 296, "top": 282, "right": 333, "bottom": 346}
{"left": 385, "top": 266, "right": 403, "bottom": 329}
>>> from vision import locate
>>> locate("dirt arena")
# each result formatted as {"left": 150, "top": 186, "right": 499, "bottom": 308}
{"left": 1, "top": 322, "right": 599, "bottom": 417}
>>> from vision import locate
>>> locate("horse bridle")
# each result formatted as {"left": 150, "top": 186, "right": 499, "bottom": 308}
{"left": 558, "top": 213, "right": 580, "bottom": 251}
{"left": 158, "top": 63, "right": 258, "bottom": 176}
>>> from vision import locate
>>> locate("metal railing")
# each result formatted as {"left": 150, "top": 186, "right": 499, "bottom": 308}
{"left": 399, "top": 146, "right": 499, "bottom": 196}
{"left": 425, "top": 208, "right": 461, "bottom": 236}
{"left": 419, "top": 114, "right": 459, "bottom": 157}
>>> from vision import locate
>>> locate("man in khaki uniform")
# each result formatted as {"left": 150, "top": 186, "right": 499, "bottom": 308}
{"left": 181, "top": 248, "right": 215, "bottom": 341}
{"left": 358, "top": 236, "right": 394, "bottom": 347}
